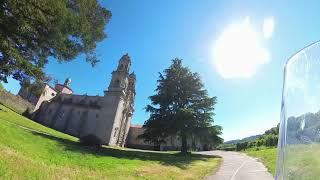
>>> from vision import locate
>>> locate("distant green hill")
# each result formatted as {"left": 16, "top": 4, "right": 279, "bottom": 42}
{"left": 0, "top": 104, "right": 221, "bottom": 179}
{"left": 225, "top": 134, "right": 262, "bottom": 144}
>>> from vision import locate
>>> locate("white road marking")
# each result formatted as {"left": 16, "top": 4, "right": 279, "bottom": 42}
{"left": 231, "top": 160, "right": 248, "bottom": 180}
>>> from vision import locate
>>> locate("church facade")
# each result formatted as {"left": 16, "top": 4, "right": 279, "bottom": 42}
{"left": 32, "top": 54, "right": 136, "bottom": 146}
{"left": 19, "top": 54, "right": 209, "bottom": 150}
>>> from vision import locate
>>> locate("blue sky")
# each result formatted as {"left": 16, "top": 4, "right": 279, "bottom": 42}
{"left": 4, "top": 0, "right": 320, "bottom": 141}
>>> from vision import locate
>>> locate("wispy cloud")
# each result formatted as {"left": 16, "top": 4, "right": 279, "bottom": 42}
{"left": 263, "top": 17, "right": 275, "bottom": 39}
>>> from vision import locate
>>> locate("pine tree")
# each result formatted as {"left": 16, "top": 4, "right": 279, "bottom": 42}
{"left": 140, "top": 58, "right": 222, "bottom": 153}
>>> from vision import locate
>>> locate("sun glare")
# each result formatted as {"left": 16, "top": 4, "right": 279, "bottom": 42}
{"left": 263, "top": 17, "right": 275, "bottom": 39}
{"left": 213, "top": 17, "right": 271, "bottom": 79}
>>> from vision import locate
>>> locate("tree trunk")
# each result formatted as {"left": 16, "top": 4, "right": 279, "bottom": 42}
{"left": 181, "top": 132, "right": 188, "bottom": 153}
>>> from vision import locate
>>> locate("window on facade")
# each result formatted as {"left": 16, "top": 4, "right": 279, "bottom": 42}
{"left": 115, "top": 79, "right": 120, "bottom": 86}
{"left": 58, "top": 111, "right": 64, "bottom": 120}
{"left": 113, "top": 127, "right": 118, "bottom": 137}
{"left": 51, "top": 93, "right": 55, "bottom": 96}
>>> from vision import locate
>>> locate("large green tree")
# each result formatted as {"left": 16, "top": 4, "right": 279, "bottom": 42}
{"left": 0, "top": 0, "right": 111, "bottom": 83}
{"left": 140, "top": 58, "right": 222, "bottom": 153}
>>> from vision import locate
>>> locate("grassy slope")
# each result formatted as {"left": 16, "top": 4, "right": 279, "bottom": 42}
{"left": 0, "top": 105, "right": 221, "bottom": 179}
{"left": 245, "top": 147, "right": 277, "bottom": 176}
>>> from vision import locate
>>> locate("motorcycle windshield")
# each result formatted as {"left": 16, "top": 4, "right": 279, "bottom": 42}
{"left": 276, "top": 41, "right": 320, "bottom": 180}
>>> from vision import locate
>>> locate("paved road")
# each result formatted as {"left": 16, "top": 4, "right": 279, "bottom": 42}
{"left": 198, "top": 151, "right": 273, "bottom": 180}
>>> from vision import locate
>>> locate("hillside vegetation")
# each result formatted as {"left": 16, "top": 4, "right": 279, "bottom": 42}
{"left": 0, "top": 104, "right": 221, "bottom": 179}
{"left": 224, "top": 135, "right": 262, "bottom": 145}
{"left": 217, "top": 125, "right": 279, "bottom": 152}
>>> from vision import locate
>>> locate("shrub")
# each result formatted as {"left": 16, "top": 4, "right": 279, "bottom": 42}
{"left": 22, "top": 107, "right": 32, "bottom": 118}
{"left": 236, "top": 141, "right": 248, "bottom": 151}
{"left": 80, "top": 134, "right": 103, "bottom": 146}
{"left": 248, "top": 141, "right": 256, "bottom": 148}
{"left": 264, "top": 134, "right": 278, "bottom": 147}
{"left": 216, "top": 144, "right": 236, "bottom": 151}
{"left": 224, "top": 146, "right": 236, "bottom": 151}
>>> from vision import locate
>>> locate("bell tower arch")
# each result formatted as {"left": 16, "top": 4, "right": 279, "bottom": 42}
{"left": 117, "top": 53, "right": 131, "bottom": 72}
{"left": 105, "top": 54, "right": 131, "bottom": 95}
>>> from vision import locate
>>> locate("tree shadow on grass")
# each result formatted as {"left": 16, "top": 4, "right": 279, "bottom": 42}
{"left": 30, "top": 131, "right": 220, "bottom": 169}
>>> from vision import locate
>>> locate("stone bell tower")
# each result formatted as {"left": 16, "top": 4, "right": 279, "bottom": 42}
{"left": 103, "top": 54, "right": 133, "bottom": 146}
{"left": 116, "top": 72, "right": 136, "bottom": 146}
{"left": 105, "top": 53, "right": 131, "bottom": 95}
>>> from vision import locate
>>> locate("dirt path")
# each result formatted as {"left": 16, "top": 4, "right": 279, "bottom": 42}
{"left": 198, "top": 150, "right": 273, "bottom": 180}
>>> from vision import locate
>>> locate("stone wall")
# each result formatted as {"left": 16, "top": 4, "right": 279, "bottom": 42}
{"left": 0, "top": 89, "right": 35, "bottom": 114}
{"left": 126, "top": 125, "right": 205, "bottom": 151}
{"left": 125, "top": 125, "right": 155, "bottom": 150}
{"left": 33, "top": 93, "right": 124, "bottom": 145}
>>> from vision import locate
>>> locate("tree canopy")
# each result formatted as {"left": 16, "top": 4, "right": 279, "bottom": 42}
{"left": 20, "top": 78, "right": 46, "bottom": 97}
{"left": 0, "top": 0, "right": 111, "bottom": 83}
{"left": 139, "top": 58, "right": 222, "bottom": 153}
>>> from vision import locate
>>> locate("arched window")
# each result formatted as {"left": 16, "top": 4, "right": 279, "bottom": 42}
{"left": 119, "top": 64, "right": 124, "bottom": 70}
{"left": 113, "top": 127, "right": 119, "bottom": 137}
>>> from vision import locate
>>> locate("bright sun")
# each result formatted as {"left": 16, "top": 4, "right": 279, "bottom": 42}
{"left": 213, "top": 17, "right": 273, "bottom": 79}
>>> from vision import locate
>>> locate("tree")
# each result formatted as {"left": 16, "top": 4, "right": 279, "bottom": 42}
{"left": 194, "top": 125, "right": 223, "bottom": 149}
{"left": 20, "top": 78, "right": 46, "bottom": 97}
{"left": 236, "top": 142, "right": 248, "bottom": 151}
{"left": 139, "top": 58, "right": 221, "bottom": 153}
{"left": 264, "top": 124, "right": 279, "bottom": 135}
{"left": 0, "top": 0, "right": 111, "bottom": 83}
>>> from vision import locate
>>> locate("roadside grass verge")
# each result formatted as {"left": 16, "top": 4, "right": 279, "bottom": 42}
{"left": 245, "top": 144, "right": 320, "bottom": 179}
{"left": 0, "top": 104, "right": 221, "bottom": 179}
{"left": 244, "top": 147, "right": 277, "bottom": 176}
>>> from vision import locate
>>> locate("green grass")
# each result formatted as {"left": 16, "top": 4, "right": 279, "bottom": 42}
{"left": 245, "top": 147, "right": 277, "bottom": 176}
{"left": 0, "top": 104, "right": 221, "bottom": 179}
{"left": 245, "top": 145, "right": 320, "bottom": 179}
{"left": 283, "top": 144, "right": 320, "bottom": 180}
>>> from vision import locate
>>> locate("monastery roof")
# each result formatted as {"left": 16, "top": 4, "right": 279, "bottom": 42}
{"left": 44, "top": 83, "right": 57, "bottom": 92}
{"left": 44, "top": 83, "right": 74, "bottom": 94}
{"left": 56, "top": 83, "right": 74, "bottom": 93}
